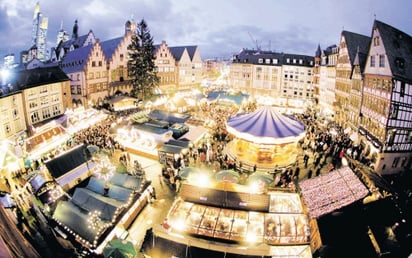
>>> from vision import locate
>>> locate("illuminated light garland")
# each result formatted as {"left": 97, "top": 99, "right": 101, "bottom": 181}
{"left": 48, "top": 187, "right": 63, "bottom": 203}
{"left": 94, "top": 159, "right": 115, "bottom": 181}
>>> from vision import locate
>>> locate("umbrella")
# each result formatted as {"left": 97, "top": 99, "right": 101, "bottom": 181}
{"left": 213, "top": 181, "right": 240, "bottom": 191}
{"left": 215, "top": 169, "right": 240, "bottom": 183}
{"left": 178, "top": 167, "right": 201, "bottom": 179}
{"left": 87, "top": 144, "right": 100, "bottom": 154}
{"left": 103, "top": 239, "right": 137, "bottom": 258}
{"left": 247, "top": 172, "right": 274, "bottom": 185}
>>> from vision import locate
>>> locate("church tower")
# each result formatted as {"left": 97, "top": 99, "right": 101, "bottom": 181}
{"left": 56, "top": 21, "right": 70, "bottom": 45}
{"left": 31, "top": 2, "right": 48, "bottom": 61}
{"left": 125, "top": 16, "right": 136, "bottom": 35}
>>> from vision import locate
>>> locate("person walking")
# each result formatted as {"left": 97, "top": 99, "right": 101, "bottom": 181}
{"left": 307, "top": 169, "right": 313, "bottom": 179}
{"left": 303, "top": 151, "right": 310, "bottom": 168}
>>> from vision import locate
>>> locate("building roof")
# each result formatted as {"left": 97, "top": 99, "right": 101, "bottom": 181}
{"left": 232, "top": 49, "right": 314, "bottom": 67}
{"left": 374, "top": 19, "right": 412, "bottom": 82}
{"left": 299, "top": 166, "right": 369, "bottom": 219}
{"left": 341, "top": 30, "right": 371, "bottom": 69}
{"left": 185, "top": 46, "right": 198, "bottom": 60}
{"left": 100, "top": 36, "right": 123, "bottom": 62}
{"left": 0, "top": 66, "right": 69, "bottom": 96}
{"left": 168, "top": 46, "right": 186, "bottom": 61}
{"left": 60, "top": 44, "right": 93, "bottom": 73}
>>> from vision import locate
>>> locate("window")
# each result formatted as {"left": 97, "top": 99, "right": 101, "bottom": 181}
{"left": 391, "top": 104, "right": 399, "bottom": 119}
{"left": 273, "top": 59, "right": 278, "bottom": 64}
{"left": 370, "top": 56, "right": 375, "bottom": 67}
{"left": 373, "top": 36, "right": 380, "bottom": 46}
{"left": 258, "top": 58, "right": 263, "bottom": 64}
{"left": 400, "top": 82, "right": 405, "bottom": 97}
{"left": 379, "top": 55, "right": 385, "bottom": 67}
{"left": 392, "top": 157, "right": 400, "bottom": 168}
{"left": 92, "top": 61, "right": 96, "bottom": 67}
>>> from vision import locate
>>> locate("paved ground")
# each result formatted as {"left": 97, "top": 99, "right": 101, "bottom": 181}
{"left": 125, "top": 154, "right": 175, "bottom": 252}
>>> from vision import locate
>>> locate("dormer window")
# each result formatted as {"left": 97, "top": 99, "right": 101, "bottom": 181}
{"left": 373, "top": 36, "right": 380, "bottom": 46}
{"left": 395, "top": 58, "right": 405, "bottom": 69}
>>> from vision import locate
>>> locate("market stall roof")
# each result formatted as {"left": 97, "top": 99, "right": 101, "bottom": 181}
{"left": 178, "top": 125, "right": 209, "bottom": 144}
{"left": 107, "top": 95, "right": 138, "bottom": 111}
{"left": 299, "top": 166, "right": 369, "bottom": 219}
{"left": 226, "top": 105, "right": 305, "bottom": 144}
{"left": 207, "top": 90, "right": 249, "bottom": 106}
{"left": 148, "top": 109, "right": 191, "bottom": 124}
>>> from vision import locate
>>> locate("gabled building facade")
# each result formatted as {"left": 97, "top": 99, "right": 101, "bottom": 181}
{"left": 359, "top": 20, "right": 412, "bottom": 174}
{"left": 101, "top": 32, "right": 133, "bottom": 96}
{"left": 169, "top": 45, "right": 203, "bottom": 92}
{"left": 335, "top": 31, "right": 370, "bottom": 129}
{"left": 51, "top": 20, "right": 97, "bottom": 63}
{"left": 155, "top": 41, "right": 177, "bottom": 94}
{"left": 319, "top": 45, "right": 339, "bottom": 119}
{"left": 60, "top": 41, "right": 108, "bottom": 108}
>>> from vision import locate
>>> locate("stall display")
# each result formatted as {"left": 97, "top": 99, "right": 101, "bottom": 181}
{"left": 165, "top": 197, "right": 311, "bottom": 246}
{"left": 213, "top": 208, "right": 234, "bottom": 239}
{"left": 247, "top": 211, "right": 264, "bottom": 242}
{"left": 198, "top": 207, "right": 219, "bottom": 237}
{"left": 186, "top": 204, "right": 205, "bottom": 234}
{"left": 230, "top": 210, "right": 249, "bottom": 241}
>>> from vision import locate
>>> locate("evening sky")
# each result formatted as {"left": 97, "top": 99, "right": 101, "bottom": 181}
{"left": 1, "top": 0, "right": 411, "bottom": 60}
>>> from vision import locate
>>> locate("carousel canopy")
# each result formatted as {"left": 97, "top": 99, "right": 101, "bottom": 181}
{"left": 226, "top": 105, "right": 305, "bottom": 144}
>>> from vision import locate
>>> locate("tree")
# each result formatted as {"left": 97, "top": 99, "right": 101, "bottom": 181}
{"left": 127, "top": 19, "right": 159, "bottom": 100}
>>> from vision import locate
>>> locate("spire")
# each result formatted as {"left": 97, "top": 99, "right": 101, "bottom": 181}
{"left": 315, "top": 44, "right": 322, "bottom": 58}
{"left": 33, "top": 1, "right": 40, "bottom": 19}
{"left": 72, "top": 19, "right": 78, "bottom": 39}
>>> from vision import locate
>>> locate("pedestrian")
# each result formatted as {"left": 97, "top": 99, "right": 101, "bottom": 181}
{"left": 293, "top": 167, "right": 300, "bottom": 179}
{"left": 307, "top": 169, "right": 313, "bottom": 179}
{"left": 315, "top": 167, "right": 321, "bottom": 177}
{"left": 303, "top": 152, "right": 309, "bottom": 168}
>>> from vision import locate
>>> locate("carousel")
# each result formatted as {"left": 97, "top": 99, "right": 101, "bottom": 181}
{"left": 226, "top": 105, "right": 305, "bottom": 169}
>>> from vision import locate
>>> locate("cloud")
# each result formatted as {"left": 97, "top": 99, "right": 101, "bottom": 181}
{"left": 1, "top": 0, "right": 412, "bottom": 61}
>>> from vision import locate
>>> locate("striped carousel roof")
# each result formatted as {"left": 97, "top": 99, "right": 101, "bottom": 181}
{"left": 226, "top": 105, "right": 305, "bottom": 144}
